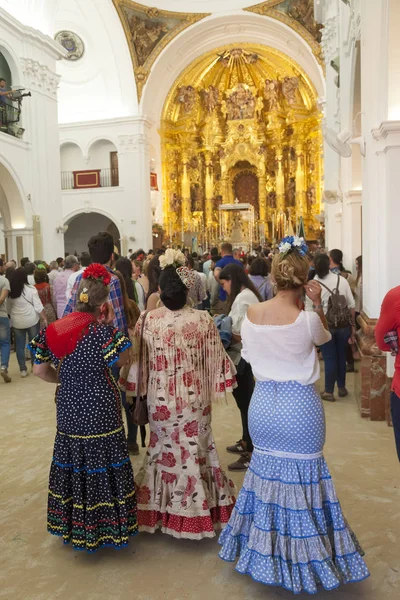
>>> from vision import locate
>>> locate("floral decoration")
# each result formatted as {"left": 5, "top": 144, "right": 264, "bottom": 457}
{"left": 82, "top": 263, "right": 111, "bottom": 286}
{"left": 159, "top": 248, "right": 186, "bottom": 270}
{"left": 278, "top": 235, "right": 308, "bottom": 257}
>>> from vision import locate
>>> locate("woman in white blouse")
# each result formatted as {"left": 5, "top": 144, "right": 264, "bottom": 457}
{"left": 219, "top": 263, "right": 261, "bottom": 471}
{"left": 218, "top": 238, "right": 369, "bottom": 593}
{"left": 9, "top": 267, "right": 46, "bottom": 377}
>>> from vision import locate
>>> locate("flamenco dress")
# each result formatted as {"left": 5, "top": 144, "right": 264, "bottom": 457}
{"left": 219, "top": 311, "right": 370, "bottom": 594}
{"left": 29, "top": 313, "right": 138, "bottom": 552}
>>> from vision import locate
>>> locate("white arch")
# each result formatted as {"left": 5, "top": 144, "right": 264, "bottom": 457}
{"left": 85, "top": 136, "right": 118, "bottom": 158}
{"left": 59, "top": 139, "right": 84, "bottom": 153}
{"left": 0, "top": 40, "right": 23, "bottom": 85}
{"left": 63, "top": 207, "right": 120, "bottom": 231}
{"left": 141, "top": 12, "right": 325, "bottom": 125}
{"left": 0, "top": 155, "right": 29, "bottom": 228}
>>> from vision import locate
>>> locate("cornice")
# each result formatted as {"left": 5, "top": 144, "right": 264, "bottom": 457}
{"left": 0, "top": 7, "right": 65, "bottom": 60}
{"left": 59, "top": 115, "right": 154, "bottom": 130}
{"left": 371, "top": 121, "right": 400, "bottom": 141}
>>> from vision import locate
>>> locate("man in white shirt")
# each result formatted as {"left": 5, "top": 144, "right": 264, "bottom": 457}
{"left": 66, "top": 252, "right": 91, "bottom": 300}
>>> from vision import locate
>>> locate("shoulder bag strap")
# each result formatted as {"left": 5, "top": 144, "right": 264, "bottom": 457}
{"left": 336, "top": 274, "right": 341, "bottom": 292}
{"left": 318, "top": 279, "right": 334, "bottom": 295}
{"left": 136, "top": 311, "right": 148, "bottom": 398}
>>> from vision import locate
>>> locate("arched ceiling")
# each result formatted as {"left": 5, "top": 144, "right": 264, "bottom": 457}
{"left": 163, "top": 44, "right": 318, "bottom": 124}
{"left": 113, "top": 0, "right": 323, "bottom": 101}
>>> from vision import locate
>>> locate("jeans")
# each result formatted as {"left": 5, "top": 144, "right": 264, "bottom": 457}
{"left": 232, "top": 358, "right": 255, "bottom": 452}
{"left": 390, "top": 391, "right": 400, "bottom": 461}
{"left": 14, "top": 322, "right": 40, "bottom": 371}
{"left": 111, "top": 364, "right": 138, "bottom": 445}
{"left": 0, "top": 316, "right": 11, "bottom": 369}
{"left": 320, "top": 326, "right": 351, "bottom": 394}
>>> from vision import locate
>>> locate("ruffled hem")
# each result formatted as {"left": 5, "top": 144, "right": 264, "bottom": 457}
{"left": 138, "top": 505, "right": 234, "bottom": 539}
{"left": 48, "top": 526, "right": 138, "bottom": 553}
{"left": 218, "top": 455, "right": 370, "bottom": 594}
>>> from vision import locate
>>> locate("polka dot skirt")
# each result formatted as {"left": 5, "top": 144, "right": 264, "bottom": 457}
{"left": 30, "top": 325, "right": 138, "bottom": 552}
{"left": 218, "top": 380, "right": 370, "bottom": 594}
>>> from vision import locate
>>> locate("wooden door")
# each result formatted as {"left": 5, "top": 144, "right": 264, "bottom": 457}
{"left": 110, "top": 151, "right": 119, "bottom": 186}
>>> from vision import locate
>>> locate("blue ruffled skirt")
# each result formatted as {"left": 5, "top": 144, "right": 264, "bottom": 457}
{"left": 219, "top": 381, "right": 370, "bottom": 594}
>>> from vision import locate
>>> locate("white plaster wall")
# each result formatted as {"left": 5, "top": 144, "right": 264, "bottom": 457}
{"left": 88, "top": 140, "right": 117, "bottom": 170}
{"left": 53, "top": 0, "right": 137, "bottom": 123}
{"left": 59, "top": 117, "right": 152, "bottom": 253}
{"left": 0, "top": 7, "right": 64, "bottom": 261}
{"left": 60, "top": 143, "right": 85, "bottom": 172}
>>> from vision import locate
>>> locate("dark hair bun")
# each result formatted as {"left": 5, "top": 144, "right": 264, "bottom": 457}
{"left": 159, "top": 266, "right": 187, "bottom": 311}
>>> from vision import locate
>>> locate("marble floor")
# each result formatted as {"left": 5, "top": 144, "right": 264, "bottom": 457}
{"left": 1, "top": 357, "right": 399, "bottom": 600}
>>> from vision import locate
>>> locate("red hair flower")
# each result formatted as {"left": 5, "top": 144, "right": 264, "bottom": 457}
{"left": 82, "top": 263, "right": 111, "bottom": 286}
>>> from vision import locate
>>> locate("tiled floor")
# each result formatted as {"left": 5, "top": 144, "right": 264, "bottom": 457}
{"left": 1, "top": 358, "right": 399, "bottom": 600}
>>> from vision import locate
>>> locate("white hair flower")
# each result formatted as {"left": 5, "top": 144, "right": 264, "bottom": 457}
{"left": 159, "top": 249, "right": 186, "bottom": 270}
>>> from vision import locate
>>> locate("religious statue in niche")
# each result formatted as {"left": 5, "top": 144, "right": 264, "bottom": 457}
{"left": 267, "top": 191, "right": 277, "bottom": 208}
{"left": 177, "top": 86, "right": 196, "bottom": 113}
{"left": 306, "top": 184, "right": 316, "bottom": 208}
{"left": 286, "top": 177, "right": 296, "bottom": 207}
{"left": 203, "top": 85, "right": 219, "bottom": 113}
{"left": 282, "top": 76, "right": 299, "bottom": 105}
{"left": 190, "top": 183, "right": 203, "bottom": 212}
{"left": 170, "top": 192, "right": 180, "bottom": 213}
{"left": 255, "top": 96, "right": 265, "bottom": 120}
{"left": 226, "top": 84, "right": 255, "bottom": 120}
{"left": 264, "top": 79, "right": 280, "bottom": 111}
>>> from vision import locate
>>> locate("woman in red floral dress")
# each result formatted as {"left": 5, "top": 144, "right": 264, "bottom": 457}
{"left": 120, "top": 249, "right": 237, "bottom": 539}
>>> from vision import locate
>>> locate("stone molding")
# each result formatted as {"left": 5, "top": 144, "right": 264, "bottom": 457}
{"left": 371, "top": 120, "right": 400, "bottom": 141}
{"left": 320, "top": 16, "right": 339, "bottom": 64}
{"left": 117, "top": 133, "right": 149, "bottom": 154}
{"left": 20, "top": 58, "right": 60, "bottom": 99}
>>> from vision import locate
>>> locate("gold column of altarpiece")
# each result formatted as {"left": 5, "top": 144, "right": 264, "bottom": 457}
{"left": 161, "top": 44, "right": 323, "bottom": 248}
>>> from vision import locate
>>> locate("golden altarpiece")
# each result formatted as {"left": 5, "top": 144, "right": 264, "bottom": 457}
{"left": 161, "top": 44, "right": 322, "bottom": 249}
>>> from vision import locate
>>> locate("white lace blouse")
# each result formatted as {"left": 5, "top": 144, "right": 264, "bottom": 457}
{"left": 241, "top": 310, "right": 331, "bottom": 385}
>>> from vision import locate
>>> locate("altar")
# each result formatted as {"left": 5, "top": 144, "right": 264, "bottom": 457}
{"left": 218, "top": 202, "right": 255, "bottom": 252}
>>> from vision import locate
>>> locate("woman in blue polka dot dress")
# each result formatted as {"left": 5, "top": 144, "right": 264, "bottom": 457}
{"left": 219, "top": 238, "right": 370, "bottom": 594}
{"left": 29, "top": 264, "right": 138, "bottom": 552}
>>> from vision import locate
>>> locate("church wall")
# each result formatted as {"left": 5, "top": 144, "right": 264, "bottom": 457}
{"left": 59, "top": 117, "right": 152, "bottom": 254}
{"left": 0, "top": 7, "right": 64, "bottom": 261}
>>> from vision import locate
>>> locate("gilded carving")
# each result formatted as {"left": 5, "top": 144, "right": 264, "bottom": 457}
{"left": 112, "top": 0, "right": 209, "bottom": 100}
{"left": 160, "top": 43, "right": 322, "bottom": 246}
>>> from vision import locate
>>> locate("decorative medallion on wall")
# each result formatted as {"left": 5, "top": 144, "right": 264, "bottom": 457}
{"left": 112, "top": 0, "right": 210, "bottom": 101}
{"left": 54, "top": 31, "right": 85, "bottom": 61}
{"left": 244, "top": 1, "right": 323, "bottom": 67}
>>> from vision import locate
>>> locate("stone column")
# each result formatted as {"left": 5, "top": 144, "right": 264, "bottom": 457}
{"left": 205, "top": 153, "right": 214, "bottom": 227}
{"left": 181, "top": 152, "right": 191, "bottom": 227}
{"left": 20, "top": 58, "right": 64, "bottom": 260}
{"left": 118, "top": 119, "right": 152, "bottom": 252}
{"left": 295, "top": 144, "right": 305, "bottom": 221}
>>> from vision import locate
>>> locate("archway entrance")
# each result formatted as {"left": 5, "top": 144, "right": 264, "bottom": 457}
{"left": 64, "top": 212, "right": 121, "bottom": 256}
{"left": 160, "top": 44, "right": 323, "bottom": 248}
{"left": 0, "top": 161, "right": 30, "bottom": 262}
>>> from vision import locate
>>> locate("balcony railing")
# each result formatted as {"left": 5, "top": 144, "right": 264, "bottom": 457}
{"left": 0, "top": 103, "right": 22, "bottom": 136}
{"left": 61, "top": 168, "right": 119, "bottom": 190}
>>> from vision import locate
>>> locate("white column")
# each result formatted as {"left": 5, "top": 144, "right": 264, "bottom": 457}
{"left": 20, "top": 58, "right": 64, "bottom": 261}
{"left": 118, "top": 119, "right": 152, "bottom": 252}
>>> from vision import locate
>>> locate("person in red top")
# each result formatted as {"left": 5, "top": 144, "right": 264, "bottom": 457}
{"left": 375, "top": 286, "right": 400, "bottom": 460}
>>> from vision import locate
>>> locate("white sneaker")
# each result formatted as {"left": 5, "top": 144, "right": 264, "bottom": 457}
{"left": 0, "top": 368, "right": 11, "bottom": 383}
{"left": 20, "top": 370, "right": 28, "bottom": 378}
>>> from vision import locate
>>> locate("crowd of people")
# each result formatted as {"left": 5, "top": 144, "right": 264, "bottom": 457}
{"left": 0, "top": 233, "right": 377, "bottom": 594}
